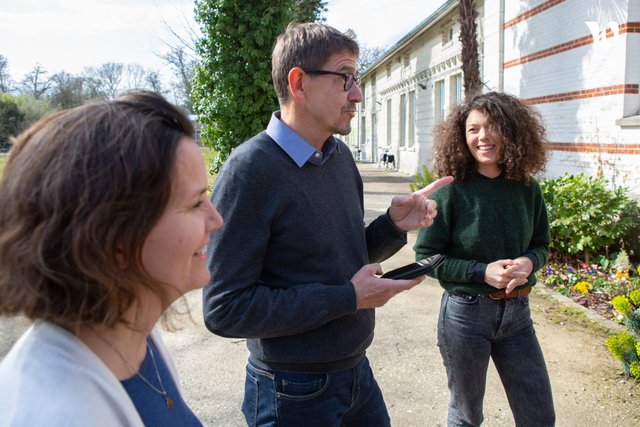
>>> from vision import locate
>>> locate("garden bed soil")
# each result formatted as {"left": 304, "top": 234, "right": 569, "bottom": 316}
{"left": 571, "top": 291, "right": 620, "bottom": 319}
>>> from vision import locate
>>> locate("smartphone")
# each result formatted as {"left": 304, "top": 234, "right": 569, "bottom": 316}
{"left": 381, "top": 254, "right": 445, "bottom": 280}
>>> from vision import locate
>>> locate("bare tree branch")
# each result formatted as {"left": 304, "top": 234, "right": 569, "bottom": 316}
{"left": 20, "top": 64, "right": 51, "bottom": 100}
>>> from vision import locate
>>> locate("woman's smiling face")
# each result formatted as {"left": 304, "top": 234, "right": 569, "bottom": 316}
{"left": 465, "top": 109, "right": 503, "bottom": 178}
{"left": 141, "top": 138, "right": 223, "bottom": 302}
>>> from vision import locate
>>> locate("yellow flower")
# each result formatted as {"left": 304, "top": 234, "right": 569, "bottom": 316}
{"left": 615, "top": 269, "right": 630, "bottom": 278}
{"left": 573, "top": 281, "right": 592, "bottom": 294}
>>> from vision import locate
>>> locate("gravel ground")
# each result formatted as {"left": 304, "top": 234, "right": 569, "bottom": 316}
{"left": 1, "top": 162, "right": 638, "bottom": 426}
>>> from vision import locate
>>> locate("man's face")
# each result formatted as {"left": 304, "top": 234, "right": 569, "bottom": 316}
{"left": 303, "top": 51, "right": 363, "bottom": 136}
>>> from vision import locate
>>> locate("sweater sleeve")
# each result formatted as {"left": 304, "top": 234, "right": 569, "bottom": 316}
{"left": 413, "top": 186, "right": 476, "bottom": 283}
{"left": 524, "top": 180, "right": 551, "bottom": 274}
{"left": 203, "top": 152, "right": 357, "bottom": 340}
{"left": 365, "top": 212, "right": 407, "bottom": 263}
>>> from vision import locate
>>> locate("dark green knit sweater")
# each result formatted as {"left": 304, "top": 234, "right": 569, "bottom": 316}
{"left": 414, "top": 172, "right": 550, "bottom": 295}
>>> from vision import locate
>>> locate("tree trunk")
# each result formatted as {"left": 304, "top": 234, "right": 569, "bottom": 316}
{"left": 459, "top": 0, "right": 482, "bottom": 101}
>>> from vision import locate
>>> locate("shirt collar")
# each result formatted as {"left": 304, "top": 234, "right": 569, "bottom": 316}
{"left": 266, "top": 112, "right": 339, "bottom": 168}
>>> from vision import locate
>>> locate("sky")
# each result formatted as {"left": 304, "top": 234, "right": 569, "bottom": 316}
{"left": 0, "top": 0, "right": 444, "bottom": 84}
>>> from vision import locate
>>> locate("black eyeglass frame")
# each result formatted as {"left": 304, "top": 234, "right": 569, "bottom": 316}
{"left": 302, "top": 69, "right": 361, "bottom": 91}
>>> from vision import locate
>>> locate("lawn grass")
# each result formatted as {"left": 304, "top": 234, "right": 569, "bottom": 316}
{"left": 200, "top": 146, "right": 218, "bottom": 194}
{"left": 0, "top": 155, "right": 7, "bottom": 177}
{"left": 530, "top": 289, "right": 617, "bottom": 337}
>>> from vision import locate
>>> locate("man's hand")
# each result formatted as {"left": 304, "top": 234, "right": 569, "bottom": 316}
{"left": 351, "top": 264, "right": 425, "bottom": 309}
{"left": 485, "top": 258, "right": 532, "bottom": 293}
{"left": 388, "top": 176, "right": 454, "bottom": 231}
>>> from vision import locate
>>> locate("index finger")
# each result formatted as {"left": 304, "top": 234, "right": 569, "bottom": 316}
{"left": 413, "top": 176, "right": 454, "bottom": 197}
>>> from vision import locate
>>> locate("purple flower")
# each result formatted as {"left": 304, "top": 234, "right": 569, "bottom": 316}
{"left": 545, "top": 267, "right": 553, "bottom": 275}
{"left": 567, "top": 267, "right": 574, "bottom": 274}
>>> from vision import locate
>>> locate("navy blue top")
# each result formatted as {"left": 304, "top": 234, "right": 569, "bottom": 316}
{"left": 121, "top": 338, "right": 202, "bottom": 426}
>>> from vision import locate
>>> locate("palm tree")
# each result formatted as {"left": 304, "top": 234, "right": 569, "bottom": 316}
{"left": 458, "top": 0, "right": 482, "bottom": 101}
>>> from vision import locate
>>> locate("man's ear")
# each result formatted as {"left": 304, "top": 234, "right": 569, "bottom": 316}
{"left": 287, "top": 67, "right": 306, "bottom": 102}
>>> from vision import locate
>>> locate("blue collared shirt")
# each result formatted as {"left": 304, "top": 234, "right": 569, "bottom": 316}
{"left": 266, "top": 112, "right": 339, "bottom": 167}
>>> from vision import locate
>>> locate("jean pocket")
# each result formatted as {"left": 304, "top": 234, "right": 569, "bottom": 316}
{"left": 448, "top": 292, "right": 479, "bottom": 305}
{"left": 276, "top": 372, "right": 330, "bottom": 401}
{"left": 244, "top": 363, "right": 279, "bottom": 425}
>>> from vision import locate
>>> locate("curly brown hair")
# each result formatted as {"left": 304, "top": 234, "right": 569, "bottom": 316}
{"left": 432, "top": 91, "right": 547, "bottom": 183}
{"left": 0, "top": 91, "right": 194, "bottom": 333}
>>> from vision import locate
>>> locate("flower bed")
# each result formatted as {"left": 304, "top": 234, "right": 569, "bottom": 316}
{"left": 540, "top": 260, "right": 640, "bottom": 379}
{"left": 541, "top": 263, "right": 639, "bottom": 321}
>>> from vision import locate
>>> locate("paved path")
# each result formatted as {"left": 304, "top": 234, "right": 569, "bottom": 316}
{"left": 1, "top": 162, "right": 638, "bottom": 426}
{"left": 165, "top": 163, "right": 637, "bottom": 426}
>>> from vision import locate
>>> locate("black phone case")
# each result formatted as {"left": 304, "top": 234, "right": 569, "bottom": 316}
{"left": 381, "top": 254, "right": 446, "bottom": 280}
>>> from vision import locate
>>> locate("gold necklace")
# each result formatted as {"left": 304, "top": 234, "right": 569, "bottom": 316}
{"left": 94, "top": 332, "right": 174, "bottom": 409}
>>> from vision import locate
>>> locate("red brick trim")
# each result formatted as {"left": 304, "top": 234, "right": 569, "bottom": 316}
{"left": 523, "top": 84, "right": 639, "bottom": 105}
{"left": 505, "top": 22, "right": 640, "bottom": 68}
{"left": 546, "top": 142, "right": 640, "bottom": 155}
{"left": 624, "top": 22, "right": 640, "bottom": 33}
{"left": 504, "top": 0, "right": 565, "bottom": 29}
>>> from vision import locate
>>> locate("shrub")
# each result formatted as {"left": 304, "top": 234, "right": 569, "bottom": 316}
{"left": 0, "top": 93, "right": 25, "bottom": 142}
{"left": 605, "top": 331, "right": 637, "bottom": 361}
{"left": 410, "top": 164, "right": 436, "bottom": 192}
{"left": 606, "top": 292, "right": 640, "bottom": 380}
{"left": 605, "top": 330, "right": 640, "bottom": 378}
{"left": 540, "top": 173, "right": 640, "bottom": 263}
{"left": 612, "top": 295, "right": 633, "bottom": 317}
{"left": 610, "top": 205, "right": 640, "bottom": 263}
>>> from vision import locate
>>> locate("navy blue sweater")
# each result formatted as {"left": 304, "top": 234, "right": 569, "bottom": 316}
{"left": 203, "top": 132, "right": 406, "bottom": 372}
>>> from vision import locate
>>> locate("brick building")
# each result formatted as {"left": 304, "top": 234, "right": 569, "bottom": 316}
{"left": 352, "top": 0, "right": 640, "bottom": 197}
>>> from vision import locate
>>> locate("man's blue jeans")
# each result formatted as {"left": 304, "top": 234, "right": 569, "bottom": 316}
{"left": 241, "top": 356, "right": 391, "bottom": 427}
{"left": 438, "top": 291, "right": 555, "bottom": 427}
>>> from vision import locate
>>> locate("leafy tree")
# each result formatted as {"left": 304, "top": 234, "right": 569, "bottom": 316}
{"left": 0, "top": 93, "right": 25, "bottom": 142}
{"left": 48, "top": 72, "right": 87, "bottom": 108}
{"left": 13, "top": 95, "right": 56, "bottom": 129}
{"left": 292, "top": 0, "right": 327, "bottom": 22}
{"left": 192, "top": 0, "right": 327, "bottom": 171}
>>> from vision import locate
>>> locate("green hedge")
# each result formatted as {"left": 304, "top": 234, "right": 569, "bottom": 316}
{"left": 540, "top": 173, "right": 640, "bottom": 263}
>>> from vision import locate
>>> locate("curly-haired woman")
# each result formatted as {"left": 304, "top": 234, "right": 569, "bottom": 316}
{"left": 414, "top": 91, "right": 555, "bottom": 426}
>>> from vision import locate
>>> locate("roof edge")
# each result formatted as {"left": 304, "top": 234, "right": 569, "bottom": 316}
{"left": 361, "top": 0, "right": 459, "bottom": 77}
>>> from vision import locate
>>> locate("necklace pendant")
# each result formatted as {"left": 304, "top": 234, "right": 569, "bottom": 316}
{"left": 166, "top": 398, "right": 174, "bottom": 409}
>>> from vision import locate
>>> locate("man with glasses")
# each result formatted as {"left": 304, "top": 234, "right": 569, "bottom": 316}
{"left": 204, "top": 22, "right": 451, "bottom": 426}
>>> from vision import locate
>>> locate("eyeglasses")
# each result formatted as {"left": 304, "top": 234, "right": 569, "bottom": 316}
{"left": 303, "top": 69, "right": 361, "bottom": 91}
